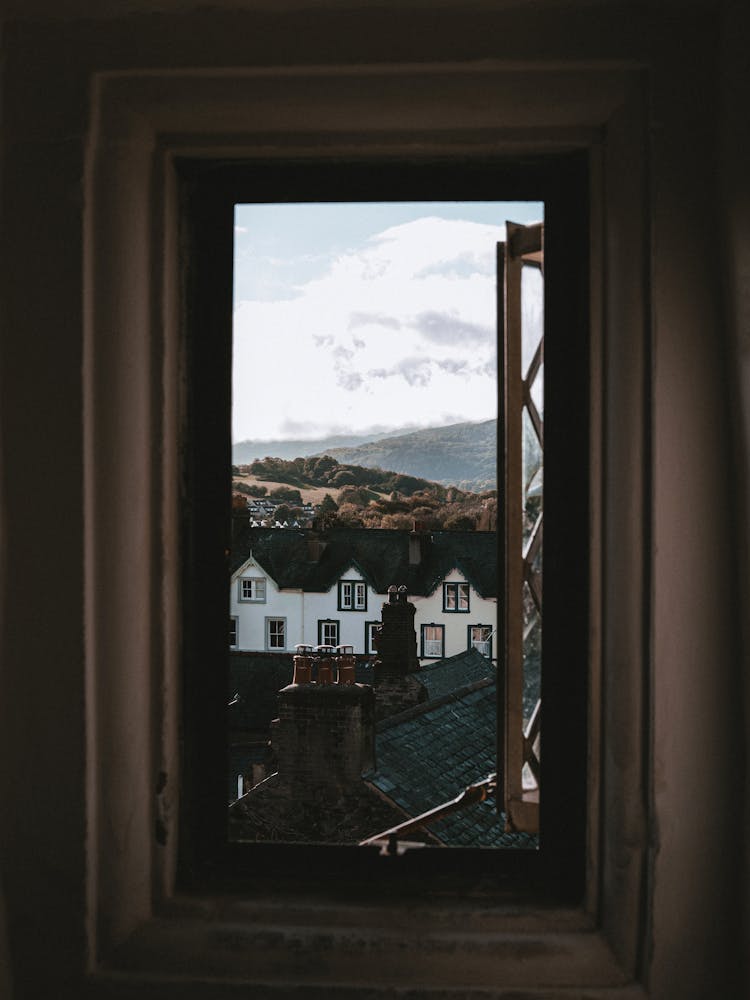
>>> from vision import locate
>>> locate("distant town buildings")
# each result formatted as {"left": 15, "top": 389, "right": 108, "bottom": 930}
{"left": 229, "top": 525, "right": 497, "bottom": 664}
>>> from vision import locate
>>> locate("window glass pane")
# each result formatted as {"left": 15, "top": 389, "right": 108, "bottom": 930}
{"left": 521, "top": 263, "right": 543, "bottom": 377}
{"left": 229, "top": 198, "right": 543, "bottom": 848}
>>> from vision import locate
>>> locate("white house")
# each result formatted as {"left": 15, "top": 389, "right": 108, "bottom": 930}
{"left": 229, "top": 525, "right": 498, "bottom": 663}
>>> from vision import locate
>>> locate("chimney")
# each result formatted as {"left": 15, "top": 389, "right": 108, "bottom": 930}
{"left": 307, "top": 526, "right": 327, "bottom": 562}
{"left": 409, "top": 521, "right": 430, "bottom": 565}
{"left": 374, "top": 585, "right": 420, "bottom": 675}
{"left": 372, "top": 585, "right": 427, "bottom": 720}
{"left": 272, "top": 650, "right": 375, "bottom": 788}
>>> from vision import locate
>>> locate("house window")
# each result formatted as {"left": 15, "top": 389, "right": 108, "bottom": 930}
{"left": 318, "top": 619, "right": 339, "bottom": 646}
{"left": 239, "top": 577, "right": 266, "bottom": 602}
{"left": 468, "top": 624, "right": 493, "bottom": 659}
{"left": 229, "top": 617, "right": 239, "bottom": 649}
{"left": 265, "top": 617, "right": 286, "bottom": 650}
{"left": 338, "top": 579, "right": 367, "bottom": 611}
{"left": 420, "top": 623, "right": 445, "bottom": 659}
{"left": 364, "top": 620, "right": 380, "bottom": 655}
{"left": 443, "top": 582, "right": 470, "bottom": 612}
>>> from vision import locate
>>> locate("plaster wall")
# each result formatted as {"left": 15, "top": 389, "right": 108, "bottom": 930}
{"left": 0, "top": 3, "right": 746, "bottom": 998}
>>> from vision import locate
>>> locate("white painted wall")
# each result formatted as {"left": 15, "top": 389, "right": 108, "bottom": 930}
{"left": 231, "top": 558, "right": 496, "bottom": 660}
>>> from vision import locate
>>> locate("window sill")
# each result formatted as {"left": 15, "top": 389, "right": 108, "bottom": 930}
{"left": 92, "top": 895, "right": 645, "bottom": 998}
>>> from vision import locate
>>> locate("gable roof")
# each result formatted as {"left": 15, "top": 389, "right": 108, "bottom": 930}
{"left": 230, "top": 524, "right": 497, "bottom": 598}
{"left": 369, "top": 678, "right": 535, "bottom": 848}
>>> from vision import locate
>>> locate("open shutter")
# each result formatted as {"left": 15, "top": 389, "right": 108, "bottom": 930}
{"left": 499, "top": 221, "right": 544, "bottom": 835}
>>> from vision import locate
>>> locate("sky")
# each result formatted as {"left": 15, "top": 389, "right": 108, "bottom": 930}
{"left": 232, "top": 201, "right": 544, "bottom": 443}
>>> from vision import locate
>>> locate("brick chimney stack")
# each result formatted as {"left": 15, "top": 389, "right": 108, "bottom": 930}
{"left": 373, "top": 585, "right": 427, "bottom": 720}
{"left": 271, "top": 677, "right": 375, "bottom": 792}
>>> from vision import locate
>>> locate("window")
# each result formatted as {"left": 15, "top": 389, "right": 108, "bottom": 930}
{"left": 239, "top": 577, "right": 266, "bottom": 602}
{"left": 364, "top": 620, "right": 380, "bottom": 655}
{"left": 184, "top": 154, "right": 587, "bottom": 892}
{"left": 318, "top": 619, "right": 339, "bottom": 646}
{"left": 420, "top": 623, "right": 445, "bottom": 659}
{"left": 265, "top": 617, "right": 286, "bottom": 650}
{"left": 443, "top": 581, "right": 470, "bottom": 612}
{"left": 229, "top": 617, "right": 238, "bottom": 649}
{"left": 468, "top": 624, "right": 493, "bottom": 658}
{"left": 338, "top": 579, "right": 367, "bottom": 611}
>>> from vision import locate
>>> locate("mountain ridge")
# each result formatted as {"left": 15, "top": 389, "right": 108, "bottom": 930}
{"left": 233, "top": 418, "right": 497, "bottom": 491}
{"left": 315, "top": 418, "right": 496, "bottom": 491}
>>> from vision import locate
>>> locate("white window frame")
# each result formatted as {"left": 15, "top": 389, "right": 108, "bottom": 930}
{"left": 239, "top": 576, "right": 266, "bottom": 603}
{"left": 365, "top": 620, "right": 380, "bottom": 655}
{"left": 229, "top": 616, "right": 239, "bottom": 649}
{"left": 265, "top": 617, "right": 286, "bottom": 650}
{"left": 318, "top": 619, "right": 339, "bottom": 646}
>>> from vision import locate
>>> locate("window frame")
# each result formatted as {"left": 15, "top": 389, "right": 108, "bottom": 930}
{"left": 265, "top": 616, "right": 286, "bottom": 651}
{"left": 180, "top": 153, "right": 590, "bottom": 899}
{"left": 468, "top": 624, "right": 493, "bottom": 659}
{"left": 364, "top": 620, "right": 380, "bottom": 656}
{"left": 317, "top": 618, "right": 340, "bottom": 646}
{"left": 338, "top": 578, "right": 367, "bottom": 612}
{"left": 420, "top": 622, "right": 445, "bottom": 659}
{"left": 443, "top": 581, "right": 470, "bottom": 613}
{"left": 238, "top": 576, "right": 266, "bottom": 603}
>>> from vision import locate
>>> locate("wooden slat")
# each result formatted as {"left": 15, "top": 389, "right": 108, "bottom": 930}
{"left": 503, "top": 224, "right": 525, "bottom": 825}
{"left": 502, "top": 221, "right": 544, "bottom": 838}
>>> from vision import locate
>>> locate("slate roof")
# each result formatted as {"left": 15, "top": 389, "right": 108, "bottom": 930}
{"left": 368, "top": 677, "right": 537, "bottom": 849}
{"left": 230, "top": 524, "right": 497, "bottom": 598}
{"left": 418, "top": 646, "right": 494, "bottom": 700}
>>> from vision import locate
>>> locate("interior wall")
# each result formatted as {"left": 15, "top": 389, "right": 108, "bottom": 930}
{"left": 0, "top": 3, "right": 746, "bottom": 998}
{"left": 719, "top": 0, "right": 750, "bottom": 985}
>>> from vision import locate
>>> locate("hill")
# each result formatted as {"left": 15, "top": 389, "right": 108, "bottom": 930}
{"left": 232, "top": 428, "right": 404, "bottom": 465}
{"left": 316, "top": 419, "right": 496, "bottom": 491}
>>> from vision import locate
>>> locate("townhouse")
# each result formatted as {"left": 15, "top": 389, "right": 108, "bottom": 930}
{"left": 230, "top": 523, "right": 497, "bottom": 663}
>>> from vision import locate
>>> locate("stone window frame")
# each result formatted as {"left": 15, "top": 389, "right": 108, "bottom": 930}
{"left": 83, "top": 58, "right": 652, "bottom": 994}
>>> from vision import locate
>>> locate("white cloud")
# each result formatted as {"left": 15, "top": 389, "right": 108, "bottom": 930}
{"left": 232, "top": 216, "right": 507, "bottom": 441}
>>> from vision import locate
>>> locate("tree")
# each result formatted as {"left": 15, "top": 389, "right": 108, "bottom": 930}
{"left": 443, "top": 512, "right": 477, "bottom": 531}
{"left": 270, "top": 485, "right": 303, "bottom": 504}
{"left": 273, "top": 503, "right": 292, "bottom": 523}
{"left": 318, "top": 493, "right": 338, "bottom": 515}
{"left": 380, "top": 512, "right": 414, "bottom": 530}
{"left": 232, "top": 493, "right": 249, "bottom": 513}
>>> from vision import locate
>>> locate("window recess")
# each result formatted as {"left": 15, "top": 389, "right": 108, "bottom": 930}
{"left": 180, "top": 155, "right": 589, "bottom": 897}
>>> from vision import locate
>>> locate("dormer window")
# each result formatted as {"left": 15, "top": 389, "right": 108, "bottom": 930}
{"left": 338, "top": 579, "right": 367, "bottom": 611}
{"left": 239, "top": 577, "right": 266, "bottom": 603}
{"left": 443, "top": 582, "right": 469, "bottom": 612}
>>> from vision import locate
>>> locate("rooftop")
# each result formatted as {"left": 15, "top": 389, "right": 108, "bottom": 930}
{"left": 230, "top": 525, "right": 497, "bottom": 598}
